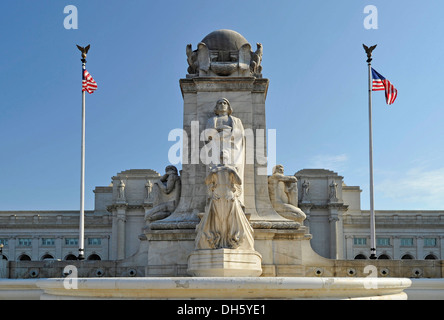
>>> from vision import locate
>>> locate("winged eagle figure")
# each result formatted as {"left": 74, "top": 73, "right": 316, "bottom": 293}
{"left": 76, "top": 44, "right": 91, "bottom": 59}
{"left": 362, "top": 44, "right": 377, "bottom": 63}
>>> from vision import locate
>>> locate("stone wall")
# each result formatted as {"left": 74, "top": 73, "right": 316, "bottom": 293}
{"left": 4, "top": 253, "right": 443, "bottom": 279}
{"left": 7, "top": 260, "right": 146, "bottom": 279}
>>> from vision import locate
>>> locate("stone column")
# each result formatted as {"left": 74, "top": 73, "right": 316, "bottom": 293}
{"left": 115, "top": 205, "right": 127, "bottom": 260}
{"left": 109, "top": 202, "right": 128, "bottom": 260}
{"left": 345, "top": 235, "right": 353, "bottom": 259}
{"left": 440, "top": 236, "right": 444, "bottom": 259}
{"left": 8, "top": 237, "right": 16, "bottom": 261}
{"left": 55, "top": 236, "right": 63, "bottom": 260}
{"left": 416, "top": 236, "right": 424, "bottom": 260}
{"left": 102, "top": 235, "right": 110, "bottom": 260}
{"left": 328, "top": 215, "right": 339, "bottom": 259}
{"left": 32, "top": 236, "right": 39, "bottom": 261}
{"left": 0, "top": 259, "right": 8, "bottom": 278}
{"left": 328, "top": 202, "right": 347, "bottom": 259}
{"left": 109, "top": 172, "right": 129, "bottom": 260}
{"left": 393, "top": 236, "right": 400, "bottom": 259}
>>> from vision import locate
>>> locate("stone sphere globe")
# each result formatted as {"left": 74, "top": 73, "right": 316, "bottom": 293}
{"left": 201, "top": 29, "right": 249, "bottom": 51}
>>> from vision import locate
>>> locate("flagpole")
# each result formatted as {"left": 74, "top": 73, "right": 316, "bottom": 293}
{"left": 363, "top": 44, "right": 377, "bottom": 259}
{"left": 367, "top": 60, "right": 377, "bottom": 260}
{"left": 78, "top": 49, "right": 87, "bottom": 261}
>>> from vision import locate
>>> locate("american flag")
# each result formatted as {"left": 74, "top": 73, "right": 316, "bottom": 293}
{"left": 82, "top": 68, "right": 98, "bottom": 94}
{"left": 371, "top": 68, "right": 397, "bottom": 105}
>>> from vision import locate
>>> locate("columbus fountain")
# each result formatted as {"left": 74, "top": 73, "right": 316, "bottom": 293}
{"left": 1, "top": 30, "right": 412, "bottom": 300}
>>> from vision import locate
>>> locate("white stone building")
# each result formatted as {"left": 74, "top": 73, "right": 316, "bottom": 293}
{"left": 0, "top": 210, "right": 111, "bottom": 261}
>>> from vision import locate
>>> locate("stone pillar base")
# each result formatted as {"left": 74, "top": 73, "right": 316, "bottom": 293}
{"left": 187, "top": 249, "right": 262, "bottom": 277}
{"left": 0, "top": 259, "right": 8, "bottom": 278}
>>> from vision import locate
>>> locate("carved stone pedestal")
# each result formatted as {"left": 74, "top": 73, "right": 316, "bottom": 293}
{"left": 187, "top": 249, "right": 262, "bottom": 277}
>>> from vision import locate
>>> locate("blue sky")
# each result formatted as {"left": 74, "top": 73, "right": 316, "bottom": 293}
{"left": 1, "top": 1, "right": 443, "bottom": 211}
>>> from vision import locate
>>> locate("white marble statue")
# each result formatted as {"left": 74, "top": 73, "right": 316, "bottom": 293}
{"left": 144, "top": 165, "right": 181, "bottom": 222}
{"left": 268, "top": 165, "right": 306, "bottom": 223}
{"left": 329, "top": 180, "right": 339, "bottom": 203}
{"left": 301, "top": 179, "right": 310, "bottom": 203}
{"left": 117, "top": 179, "right": 126, "bottom": 202}
{"left": 203, "top": 98, "right": 245, "bottom": 206}
{"left": 144, "top": 179, "right": 153, "bottom": 203}
{"left": 194, "top": 98, "right": 254, "bottom": 251}
{"left": 195, "top": 161, "right": 254, "bottom": 250}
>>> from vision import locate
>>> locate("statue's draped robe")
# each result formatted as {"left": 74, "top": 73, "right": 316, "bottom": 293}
{"left": 195, "top": 165, "right": 254, "bottom": 250}
{"left": 204, "top": 115, "right": 245, "bottom": 206}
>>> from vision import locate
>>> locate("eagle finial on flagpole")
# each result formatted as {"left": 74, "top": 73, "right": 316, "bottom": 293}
{"left": 76, "top": 44, "right": 90, "bottom": 62}
{"left": 362, "top": 44, "right": 377, "bottom": 63}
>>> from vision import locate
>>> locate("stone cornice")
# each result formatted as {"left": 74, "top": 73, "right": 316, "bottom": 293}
{"left": 299, "top": 203, "right": 348, "bottom": 211}
{"left": 106, "top": 203, "right": 128, "bottom": 212}
{"left": 107, "top": 204, "right": 150, "bottom": 212}
{"left": 0, "top": 210, "right": 95, "bottom": 216}
{"left": 0, "top": 216, "right": 111, "bottom": 229}
{"left": 179, "top": 77, "right": 269, "bottom": 97}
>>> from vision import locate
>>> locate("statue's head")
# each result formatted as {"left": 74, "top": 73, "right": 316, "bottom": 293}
{"left": 214, "top": 98, "right": 232, "bottom": 116}
{"left": 165, "top": 165, "right": 178, "bottom": 175}
{"left": 272, "top": 165, "right": 284, "bottom": 175}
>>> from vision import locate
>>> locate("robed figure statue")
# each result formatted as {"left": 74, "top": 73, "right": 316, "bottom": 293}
{"left": 195, "top": 161, "right": 254, "bottom": 250}
{"left": 195, "top": 98, "right": 254, "bottom": 251}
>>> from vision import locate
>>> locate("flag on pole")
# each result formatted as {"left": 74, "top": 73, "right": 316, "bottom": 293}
{"left": 82, "top": 68, "right": 98, "bottom": 94}
{"left": 371, "top": 68, "right": 397, "bottom": 105}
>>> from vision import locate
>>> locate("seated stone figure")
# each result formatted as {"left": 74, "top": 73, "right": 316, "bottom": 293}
{"left": 144, "top": 165, "right": 181, "bottom": 222}
{"left": 268, "top": 164, "right": 306, "bottom": 224}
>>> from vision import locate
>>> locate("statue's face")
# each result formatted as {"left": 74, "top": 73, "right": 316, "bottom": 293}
{"left": 277, "top": 166, "right": 284, "bottom": 173}
{"left": 216, "top": 99, "right": 229, "bottom": 115}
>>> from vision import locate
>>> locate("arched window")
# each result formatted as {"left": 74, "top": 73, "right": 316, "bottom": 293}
{"left": 378, "top": 254, "right": 390, "bottom": 259}
{"left": 354, "top": 254, "right": 367, "bottom": 259}
{"left": 18, "top": 254, "right": 31, "bottom": 261}
{"left": 425, "top": 254, "right": 437, "bottom": 260}
{"left": 65, "top": 254, "right": 77, "bottom": 260}
{"left": 87, "top": 254, "right": 101, "bottom": 260}
{"left": 41, "top": 254, "right": 54, "bottom": 261}
{"left": 401, "top": 254, "right": 414, "bottom": 259}
{"left": 1, "top": 255, "right": 8, "bottom": 261}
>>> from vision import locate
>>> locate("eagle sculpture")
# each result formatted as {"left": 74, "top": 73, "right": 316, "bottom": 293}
{"left": 362, "top": 44, "right": 377, "bottom": 63}
{"left": 250, "top": 43, "right": 263, "bottom": 74}
{"left": 76, "top": 44, "right": 90, "bottom": 60}
{"left": 186, "top": 44, "right": 199, "bottom": 74}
